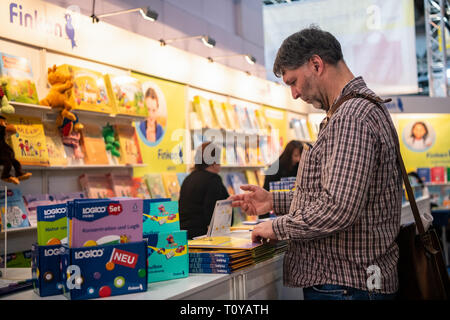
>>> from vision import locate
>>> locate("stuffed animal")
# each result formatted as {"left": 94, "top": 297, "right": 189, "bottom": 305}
{"left": 0, "top": 115, "right": 32, "bottom": 184}
{"left": 0, "top": 81, "right": 15, "bottom": 114}
{"left": 102, "top": 123, "right": 120, "bottom": 158}
{"left": 39, "top": 65, "right": 83, "bottom": 136}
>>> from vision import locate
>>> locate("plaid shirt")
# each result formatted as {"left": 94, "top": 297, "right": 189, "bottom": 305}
{"left": 272, "top": 77, "right": 402, "bottom": 293}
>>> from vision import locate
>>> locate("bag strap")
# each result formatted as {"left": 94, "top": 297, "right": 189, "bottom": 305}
{"left": 325, "top": 91, "right": 426, "bottom": 235}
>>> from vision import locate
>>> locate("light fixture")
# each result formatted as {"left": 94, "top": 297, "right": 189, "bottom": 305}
{"left": 207, "top": 54, "right": 256, "bottom": 65}
{"left": 90, "top": 0, "right": 158, "bottom": 23}
{"left": 159, "top": 35, "right": 216, "bottom": 48}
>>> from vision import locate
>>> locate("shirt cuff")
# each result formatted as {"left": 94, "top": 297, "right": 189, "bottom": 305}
{"left": 272, "top": 215, "right": 289, "bottom": 241}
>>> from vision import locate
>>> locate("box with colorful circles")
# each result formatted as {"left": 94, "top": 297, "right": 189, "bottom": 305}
{"left": 31, "top": 243, "right": 65, "bottom": 297}
{"left": 61, "top": 241, "right": 148, "bottom": 300}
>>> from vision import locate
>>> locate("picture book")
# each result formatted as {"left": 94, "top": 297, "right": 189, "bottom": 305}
{"left": 6, "top": 114, "right": 49, "bottom": 166}
{"left": 108, "top": 173, "right": 134, "bottom": 198}
{"left": 417, "top": 168, "right": 431, "bottom": 183}
{"left": 254, "top": 109, "right": 268, "bottom": 131}
{"left": 104, "top": 74, "right": 147, "bottom": 117}
{"left": 43, "top": 122, "right": 68, "bottom": 166}
{"left": 115, "top": 124, "right": 143, "bottom": 165}
{"left": 58, "top": 64, "right": 114, "bottom": 114}
{"left": 145, "top": 230, "right": 188, "bottom": 283}
{"left": 80, "top": 122, "right": 109, "bottom": 165}
{"left": 222, "top": 102, "right": 238, "bottom": 131}
{"left": 189, "top": 248, "right": 252, "bottom": 260}
{"left": 0, "top": 189, "right": 30, "bottom": 231}
{"left": 235, "top": 142, "right": 247, "bottom": 166}
{"left": 78, "top": 174, "right": 115, "bottom": 199}
{"left": 162, "top": 172, "right": 181, "bottom": 201}
{"left": 23, "top": 193, "right": 55, "bottom": 227}
{"left": 258, "top": 136, "right": 270, "bottom": 165}
{"left": 142, "top": 199, "right": 178, "bottom": 235}
{"left": 131, "top": 177, "right": 151, "bottom": 199}
{"left": 188, "top": 236, "right": 262, "bottom": 250}
{"left": 176, "top": 172, "right": 188, "bottom": 187}
{"left": 0, "top": 52, "right": 39, "bottom": 104}
{"left": 189, "top": 110, "right": 203, "bottom": 130}
{"left": 69, "top": 198, "right": 143, "bottom": 248}
{"left": 245, "top": 170, "right": 259, "bottom": 186}
{"left": 192, "top": 95, "right": 214, "bottom": 128}
{"left": 247, "top": 144, "right": 258, "bottom": 165}
{"left": 209, "top": 99, "right": 228, "bottom": 129}
{"left": 245, "top": 108, "right": 259, "bottom": 130}
{"left": 234, "top": 105, "right": 251, "bottom": 131}
{"left": 431, "top": 167, "right": 446, "bottom": 183}
{"left": 225, "top": 142, "right": 237, "bottom": 165}
{"left": 226, "top": 172, "right": 247, "bottom": 195}
{"left": 207, "top": 200, "right": 233, "bottom": 237}
{"left": 144, "top": 173, "right": 167, "bottom": 199}
{"left": 36, "top": 203, "right": 68, "bottom": 246}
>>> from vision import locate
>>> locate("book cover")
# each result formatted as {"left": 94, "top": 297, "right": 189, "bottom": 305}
{"left": 143, "top": 199, "right": 178, "bottom": 235}
{"left": 235, "top": 142, "right": 247, "bottom": 166}
{"left": 245, "top": 108, "right": 259, "bottom": 130}
{"left": 6, "top": 114, "right": 49, "bottom": 166}
{"left": 162, "top": 172, "right": 181, "bottom": 201}
{"left": 108, "top": 173, "right": 134, "bottom": 198}
{"left": 225, "top": 142, "right": 237, "bottom": 165}
{"left": 104, "top": 74, "right": 147, "bottom": 116}
{"left": 0, "top": 52, "right": 39, "bottom": 104}
{"left": 188, "top": 248, "right": 251, "bottom": 260}
{"left": 188, "top": 236, "right": 262, "bottom": 250}
{"left": 80, "top": 122, "right": 109, "bottom": 165}
{"left": 36, "top": 203, "right": 68, "bottom": 246}
{"left": 43, "top": 122, "right": 68, "bottom": 166}
{"left": 69, "top": 198, "right": 143, "bottom": 248}
{"left": 222, "top": 102, "right": 238, "bottom": 131}
{"left": 192, "top": 95, "right": 214, "bottom": 128}
{"left": 254, "top": 109, "right": 268, "bottom": 132}
{"left": 58, "top": 64, "right": 114, "bottom": 114}
{"left": 245, "top": 170, "right": 259, "bottom": 186}
{"left": 131, "top": 177, "right": 151, "bottom": 199}
{"left": 431, "top": 167, "right": 445, "bottom": 183}
{"left": 209, "top": 99, "right": 228, "bottom": 129}
{"left": 417, "top": 168, "right": 431, "bottom": 183}
{"left": 115, "top": 124, "right": 143, "bottom": 165}
{"left": 207, "top": 200, "right": 233, "bottom": 237}
{"left": 189, "top": 110, "right": 203, "bottom": 130}
{"left": 234, "top": 105, "right": 251, "bottom": 130}
{"left": 144, "top": 173, "right": 167, "bottom": 199}
{"left": 0, "top": 189, "right": 30, "bottom": 231}
{"left": 78, "top": 174, "right": 115, "bottom": 199}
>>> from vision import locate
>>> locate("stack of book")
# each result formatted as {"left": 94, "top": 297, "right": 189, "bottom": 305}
{"left": 189, "top": 248, "right": 253, "bottom": 274}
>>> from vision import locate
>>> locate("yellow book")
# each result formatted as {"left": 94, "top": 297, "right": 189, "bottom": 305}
{"left": 115, "top": 124, "right": 143, "bottom": 165}
{"left": 162, "top": 172, "right": 181, "bottom": 201}
{"left": 245, "top": 170, "right": 258, "bottom": 186}
{"left": 104, "top": 74, "right": 148, "bottom": 117}
{"left": 58, "top": 64, "right": 115, "bottom": 114}
{"left": 144, "top": 173, "right": 167, "bottom": 199}
{"left": 209, "top": 99, "right": 229, "bottom": 129}
{"left": 254, "top": 109, "right": 268, "bottom": 131}
{"left": 255, "top": 169, "right": 265, "bottom": 187}
{"left": 222, "top": 102, "right": 237, "bottom": 130}
{"left": 43, "top": 122, "right": 68, "bottom": 166}
{"left": 80, "top": 123, "right": 109, "bottom": 165}
{"left": 6, "top": 114, "right": 49, "bottom": 166}
{"left": 192, "top": 95, "right": 215, "bottom": 128}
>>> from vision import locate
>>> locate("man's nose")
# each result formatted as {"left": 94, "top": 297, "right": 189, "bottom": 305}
{"left": 291, "top": 86, "right": 300, "bottom": 99}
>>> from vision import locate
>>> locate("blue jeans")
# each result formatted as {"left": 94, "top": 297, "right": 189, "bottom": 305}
{"left": 303, "top": 284, "right": 397, "bottom": 300}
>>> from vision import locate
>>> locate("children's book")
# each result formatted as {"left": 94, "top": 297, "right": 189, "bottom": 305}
{"left": 209, "top": 100, "right": 228, "bottom": 129}
{"left": 115, "top": 124, "right": 143, "bottom": 165}
{"left": 0, "top": 189, "right": 31, "bottom": 231}
{"left": 254, "top": 109, "right": 267, "bottom": 131}
{"left": 417, "top": 168, "right": 431, "bottom": 183}
{"left": 108, "top": 173, "right": 134, "bottom": 198}
{"left": 80, "top": 123, "right": 109, "bottom": 165}
{"left": 234, "top": 105, "right": 251, "bottom": 131}
{"left": 226, "top": 172, "right": 247, "bottom": 195}
{"left": 162, "top": 172, "right": 181, "bottom": 201}
{"left": 192, "top": 95, "right": 214, "bottom": 128}
{"left": 58, "top": 64, "right": 114, "bottom": 114}
{"left": 431, "top": 167, "right": 445, "bottom": 183}
{"left": 131, "top": 177, "right": 151, "bottom": 199}
{"left": 189, "top": 110, "right": 203, "bottom": 130}
{"left": 222, "top": 102, "right": 238, "bottom": 131}
{"left": 43, "top": 122, "right": 68, "bottom": 166}
{"left": 206, "top": 200, "right": 233, "bottom": 237}
{"left": 6, "top": 114, "right": 49, "bottom": 166}
{"left": 235, "top": 142, "right": 247, "bottom": 166}
{"left": 104, "top": 74, "right": 147, "bottom": 117}
{"left": 245, "top": 170, "right": 259, "bottom": 186}
{"left": 144, "top": 173, "right": 167, "bottom": 199}
{"left": 78, "top": 174, "right": 115, "bottom": 198}
{"left": 176, "top": 172, "right": 189, "bottom": 187}
{"left": 188, "top": 236, "right": 262, "bottom": 250}
{"left": 0, "top": 52, "right": 39, "bottom": 104}
{"left": 246, "top": 108, "right": 259, "bottom": 130}
{"left": 143, "top": 199, "right": 178, "bottom": 235}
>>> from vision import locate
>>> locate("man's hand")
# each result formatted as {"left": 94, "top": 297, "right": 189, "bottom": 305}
{"left": 251, "top": 220, "right": 277, "bottom": 243}
{"left": 229, "top": 184, "right": 273, "bottom": 216}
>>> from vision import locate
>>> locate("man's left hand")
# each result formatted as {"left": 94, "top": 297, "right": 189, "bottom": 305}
{"left": 252, "top": 220, "right": 277, "bottom": 243}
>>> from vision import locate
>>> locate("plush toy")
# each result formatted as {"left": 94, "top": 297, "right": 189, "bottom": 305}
{"left": 0, "top": 115, "right": 32, "bottom": 184}
{"left": 39, "top": 65, "right": 83, "bottom": 136}
{"left": 102, "top": 123, "right": 120, "bottom": 158}
{"left": 0, "top": 81, "right": 15, "bottom": 114}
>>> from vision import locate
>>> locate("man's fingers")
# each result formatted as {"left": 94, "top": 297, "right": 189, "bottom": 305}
{"left": 240, "top": 184, "right": 258, "bottom": 192}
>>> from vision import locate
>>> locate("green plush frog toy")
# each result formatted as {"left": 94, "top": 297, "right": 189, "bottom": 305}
{"left": 102, "top": 123, "right": 120, "bottom": 158}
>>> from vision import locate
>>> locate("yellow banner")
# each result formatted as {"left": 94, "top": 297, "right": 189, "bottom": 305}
{"left": 397, "top": 114, "right": 450, "bottom": 170}
{"left": 131, "top": 73, "right": 187, "bottom": 175}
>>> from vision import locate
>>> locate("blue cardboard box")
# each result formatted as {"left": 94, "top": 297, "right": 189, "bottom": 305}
{"left": 145, "top": 230, "right": 188, "bottom": 283}
{"left": 61, "top": 241, "right": 148, "bottom": 300}
{"left": 31, "top": 243, "right": 65, "bottom": 297}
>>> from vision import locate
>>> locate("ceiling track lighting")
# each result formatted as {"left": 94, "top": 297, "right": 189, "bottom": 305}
{"left": 159, "top": 35, "right": 216, "bottom": 48}
{"left": 207, "top": 54, "right": 257, "bottom": 65}
{"left": 90, "top": 0, "right": 158, "bottom": 23}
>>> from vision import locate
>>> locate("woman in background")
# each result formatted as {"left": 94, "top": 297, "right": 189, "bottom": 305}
{"left": 179, "top": 142, "right": 229, "bottom": 239}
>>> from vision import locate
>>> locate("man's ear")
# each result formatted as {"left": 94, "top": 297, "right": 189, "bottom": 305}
{"left": 309, "top": 55, "right": 323, "bottom": 74}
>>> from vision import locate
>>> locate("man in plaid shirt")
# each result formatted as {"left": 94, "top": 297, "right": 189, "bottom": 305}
{"left": 230, "top": 26, "right": 402, "bottom": 300}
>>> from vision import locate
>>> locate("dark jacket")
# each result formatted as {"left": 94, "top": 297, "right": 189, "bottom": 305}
{"left": 179, "top": 169, "right": 229, "bottom": 239}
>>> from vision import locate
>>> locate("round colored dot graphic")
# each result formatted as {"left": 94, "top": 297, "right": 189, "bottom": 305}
{"left": 93, "top": 272, "right": 101, "bottom": 280}
{"left": 105, "top": 262, "right": 115, "bottom": 271}
{"left": 43, "top": 272, "right": 53, "bottom": 282}
{"left": 99, "top": 286, "right": 112, "bottom": 298}
{"left": 87, "top": 287, "right": 95, "bottom": 295}
{"left": 114, "top": 276, "right": 125, "bottom": 288}
{"left": 138, "top": 268, "right": 146, "bottom": 278}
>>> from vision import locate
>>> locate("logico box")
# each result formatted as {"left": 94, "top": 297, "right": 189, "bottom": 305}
{"left": 37, "top": 203, "right": 68, "bottom": 246}
{"left": 69, "top": 198, "right": 143, "bottom": 248}
{"left": 61, "top": 241, "right": 148, "bottom": 300}
{"left": 142, "top": 199, "right": 179, "bottom": 235}
{"left": 145, "top": 230, "right": 188, "bottom": 283}
{"left": 31, "top": 244, "right": 65, "bottom": 297}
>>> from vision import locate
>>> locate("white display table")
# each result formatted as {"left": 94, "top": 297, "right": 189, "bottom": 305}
{"left": 0, "top": 254, "right": 303, "bottom": 300}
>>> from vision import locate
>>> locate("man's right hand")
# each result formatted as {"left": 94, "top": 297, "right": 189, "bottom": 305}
{"left": 229, "top": 184, "right": 273, "bottom": 216}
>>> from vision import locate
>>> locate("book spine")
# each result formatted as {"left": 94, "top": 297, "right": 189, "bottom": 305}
{"left": 189, "top": 267, "right": 231, "bottom": 274}
{"left": 189, "top": 262, "right": 230, "bottom": 269}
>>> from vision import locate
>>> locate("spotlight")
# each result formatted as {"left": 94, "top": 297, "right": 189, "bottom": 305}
{"left": 90, "top": 0, "right": 158, "bottom": 23}
{"left": 159, "top": 35, "right": 216, "bottom": 48}
{"left": 207, "top": 54, "right": 257, "bottom": 65}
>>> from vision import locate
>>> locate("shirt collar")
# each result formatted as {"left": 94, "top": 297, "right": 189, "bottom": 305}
{"left": 326, "top": 76, "right": 365, "bottom": 117}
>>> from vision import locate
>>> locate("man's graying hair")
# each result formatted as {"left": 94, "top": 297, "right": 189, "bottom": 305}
{"left": 273, "top": 25, "right": 344, "bottom": 78}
